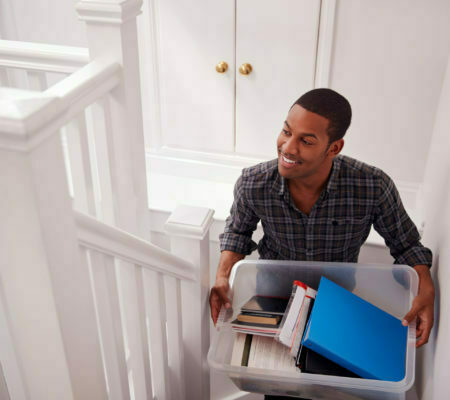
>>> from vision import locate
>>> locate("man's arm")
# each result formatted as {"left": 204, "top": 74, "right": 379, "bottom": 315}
{"left": 209, "top": 250, "right": 245, "bottom": 326}
{"left": 373, "top": 173, "right": 434, "bottom": 347}
{"left": 210, "top": 173, "right": 260, "bottom": 325}
{"left": 402, "top": 265, "right": 435, "bottom": 347}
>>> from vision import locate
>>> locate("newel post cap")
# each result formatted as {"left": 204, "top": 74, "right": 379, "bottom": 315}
{"left": 76, "top": 0, "right": 143, "bottom": 24}
{"left": 164, "top": 205, "right": 215, "bottom": 240}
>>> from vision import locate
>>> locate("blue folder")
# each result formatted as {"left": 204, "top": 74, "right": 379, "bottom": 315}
{"left": 301, "top": 277, "right": 408, "bottom": 381}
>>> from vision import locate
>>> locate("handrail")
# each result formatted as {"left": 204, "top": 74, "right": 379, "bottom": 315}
{"left": 74, "top": 211, "right": 197, "bottom": 282}
{"left": 0, "top": 40, "right": 89, "bottom": 74}
{"left": 0, "top": 60, "right": 121, "bottom": 151}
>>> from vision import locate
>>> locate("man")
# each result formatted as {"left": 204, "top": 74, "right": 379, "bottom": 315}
{"left": 209, "top": 88, "right": 435, "bottom": 398}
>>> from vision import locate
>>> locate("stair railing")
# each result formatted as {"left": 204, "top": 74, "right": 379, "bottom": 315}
{"left": 0, "top": 1, "right": 212, "bottom": 399}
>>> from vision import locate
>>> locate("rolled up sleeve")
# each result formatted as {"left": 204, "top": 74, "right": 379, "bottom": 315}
{"left": 373, "top": 173, "right": 432, "bottom": 267}
{"left": 219, "top": 174, "right": 259, "bottom": 255}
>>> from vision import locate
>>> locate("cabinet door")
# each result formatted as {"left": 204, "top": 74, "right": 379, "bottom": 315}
{"left": 236, "top": 0, "right": 321, "bottom": 158}
{"left": 158, "top": 0, "right": 235, "bottom": 153}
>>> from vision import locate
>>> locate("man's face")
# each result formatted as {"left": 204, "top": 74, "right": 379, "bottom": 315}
{"left": 277, "top": 104, "right": 337, "bottom": 181}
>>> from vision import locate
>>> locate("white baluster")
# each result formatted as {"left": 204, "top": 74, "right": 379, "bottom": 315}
{"left": 115, "top": 261, "right": 150, "bottom": 400}
{"left": 0, "top": 277, "right": 28, "bottom": 400}
{"left": 165, "top": 205, "right": 215, "bottom": 400}
{"left": 86, "top": 249, "right": 131, "bottom": 400}
{"left": 143, "top": 269, "right": 170, "bottom": 400}
{"left": 63, "top": 112, "right": 97, "bottom": 216}
{"left": 0, "top": 68, "right": 9, "bottom": 86}
{"left": 134, "top": 267, "right": 154, "bottom": 398}
{"left": 163, "top": 275, "right": 185, "bottom": 400}
{"left": 26, "top": 70, "right": 48, "bottom": 91}
{"left": 85, "top": 100, "right": 115, "bottom": 224}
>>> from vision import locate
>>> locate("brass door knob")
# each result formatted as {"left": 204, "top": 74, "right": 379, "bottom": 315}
{"left": 216, "top": 61, "right": 228, "bottom": 73}
{"left": 239, "top": 63, "right": 252, "bottom": 75}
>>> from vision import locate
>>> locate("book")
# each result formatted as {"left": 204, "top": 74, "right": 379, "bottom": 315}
{"left": 301, "top": 277, "right": 408, "bottom": 381}
{"left": 242, "top": 334, "right": 253, "bottom": 366}
{"left": 247, "top": 335, "right": 300, "bottom": 372}
{"left": 230, "top": 333, "right": 253, "bottom": 366}
{"left": 231, "top": 319, "right": 280, "bottom": 337}
{"left": 237, "top": 312, "right": 281, "bottom": 325}
{"left": 230, "top": 332, "right": 247, "bottom": 366}
{"left": 277, "top": 280, "right": 317, "bottom": 357}
{"left": 303, "top": 348, "right": 360, "bottom": 378}
{"left": 241, "top": 295, "right": 289, "bottom": 316}
{"left": 295, "top": 299, "right": 315, "bottom": 369}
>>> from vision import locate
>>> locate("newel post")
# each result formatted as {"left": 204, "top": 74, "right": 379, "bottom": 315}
{"left": 76, "top": 0, "right": 148, "bottom": 236}
{"left": 165, "top": 205, "right": 215, "bottom": 400}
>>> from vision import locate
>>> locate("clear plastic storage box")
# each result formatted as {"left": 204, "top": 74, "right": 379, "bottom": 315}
{"left": 208, "top": 260, "right": 418, "bottom": 400}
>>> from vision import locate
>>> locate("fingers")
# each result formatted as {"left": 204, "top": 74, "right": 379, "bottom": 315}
{"left": 416, "top": 318, "right": 433, "bottom": 348}
{"left": 209, "top": 286, "right": 232, "bottom": 326}
{"left": 402, "top": 303, "right": 420, "bottom": 326}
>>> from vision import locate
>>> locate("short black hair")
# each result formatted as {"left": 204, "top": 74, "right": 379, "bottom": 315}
{"left": 293, "top": 88, "right": 352, "bottom": 143}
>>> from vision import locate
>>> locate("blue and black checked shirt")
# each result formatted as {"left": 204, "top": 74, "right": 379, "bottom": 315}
{"left": 219, "top": 155, "right": 432, "bottom": 267}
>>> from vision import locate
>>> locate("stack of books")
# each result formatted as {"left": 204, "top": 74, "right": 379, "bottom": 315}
{"left": 231, "top": 295, "right": 289, "bottom": 337}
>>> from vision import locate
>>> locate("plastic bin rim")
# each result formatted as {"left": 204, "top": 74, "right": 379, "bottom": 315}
{"left": 229, "top": 260, "right": 418, "bottom": 288}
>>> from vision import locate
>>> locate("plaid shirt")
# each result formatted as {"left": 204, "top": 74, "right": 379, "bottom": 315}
{"left": 219, "top": 155, "right": 432, "bottom": 267}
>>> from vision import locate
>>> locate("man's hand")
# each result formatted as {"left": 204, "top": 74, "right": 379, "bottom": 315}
{"left": 209, "top": 277, "right": 231, "bottom": 326}
{"left": 210, "top": 251, "right": 245, "bottom": 326}
{"left": 402, "top": 265, "right": 435, "bottom": 348}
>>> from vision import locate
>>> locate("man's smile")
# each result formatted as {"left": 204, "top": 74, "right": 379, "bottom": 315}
{"left": 279, "top": 150, "right": 302, "bottom": 168}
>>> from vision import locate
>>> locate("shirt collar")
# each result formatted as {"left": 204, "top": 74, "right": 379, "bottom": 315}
{"left": 272, "top": 155, "right": 342, "bottom": 197}
{"left": 325, "top": 155, "right": 342, "bottom": 194}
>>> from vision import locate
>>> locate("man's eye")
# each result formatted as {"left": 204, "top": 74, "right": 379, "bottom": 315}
{"left": 282, "top": 129, "right": 290, "bottom": 136}
{"left": 301, "top": 138, "right": 312, "bottom": 145}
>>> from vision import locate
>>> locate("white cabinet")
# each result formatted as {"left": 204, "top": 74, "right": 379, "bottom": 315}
{"left": 235, "top": 0, "right": 321, "bottom": 157}
{"left": 156, "top": 0, "right": 321, "bottom": 159}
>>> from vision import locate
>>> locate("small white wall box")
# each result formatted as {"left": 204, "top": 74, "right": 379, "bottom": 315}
{"left": 208, "top": 260, "right": 418, "bottom": 400}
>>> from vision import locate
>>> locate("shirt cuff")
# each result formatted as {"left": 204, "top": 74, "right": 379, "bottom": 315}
{"left": 219, "top": 232, "right": 258, "bottom": 256}
{"left": 395, "top": 246, "right": 433, "bottom": 268}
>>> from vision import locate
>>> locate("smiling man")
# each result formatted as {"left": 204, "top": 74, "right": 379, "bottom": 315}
{"left": 210, "top": 89, "right": 435, "bottom": 393}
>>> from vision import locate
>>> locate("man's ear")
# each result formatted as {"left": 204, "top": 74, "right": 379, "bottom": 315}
{"left": 327, "top": 139, "right": 344, "bottom": 157}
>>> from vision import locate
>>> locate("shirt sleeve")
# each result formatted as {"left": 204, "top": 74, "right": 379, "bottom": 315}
{"left": 373, "top": 172, "right": 432, "bottom": 267}
{"left": 219, "top": 174, "right": 260, "bottom": 255}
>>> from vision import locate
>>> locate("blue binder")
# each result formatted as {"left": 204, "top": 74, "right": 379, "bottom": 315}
{"left": 301, "top": 277, "right": 408, "bottom": 381}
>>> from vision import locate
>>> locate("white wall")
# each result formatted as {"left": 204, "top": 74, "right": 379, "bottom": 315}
{"left": 331, "top": 0, "right": 450, "bottom": 184}
{"left": 0, "top": 0, "right": 86, "bottom": 45}
{"left": 416, "top": 56, "right": 450, "bottom": 400}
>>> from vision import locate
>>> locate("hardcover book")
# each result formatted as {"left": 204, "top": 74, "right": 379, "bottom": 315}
{"left": 241, "top": 295, "right": 289, "bottom": 316}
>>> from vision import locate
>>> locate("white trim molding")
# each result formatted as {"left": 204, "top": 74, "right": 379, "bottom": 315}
{"left": 76, "top": 0, "right": 143, "bottom": 25}
{"left": 314, "top": 0, "right": 337, "bottom": 88}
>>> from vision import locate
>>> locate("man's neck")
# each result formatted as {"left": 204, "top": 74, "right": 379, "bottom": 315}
{"left": 288, "top": 160, "right": 334, "bottom": 196}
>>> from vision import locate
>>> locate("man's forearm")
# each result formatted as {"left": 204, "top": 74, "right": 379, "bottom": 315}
{"left": 215, "top": 250, "right": 245, "bottom": 281}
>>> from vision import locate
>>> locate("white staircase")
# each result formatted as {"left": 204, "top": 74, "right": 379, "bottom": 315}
{"left": 0, "top": 1, "right": 212, "bottom": 399}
